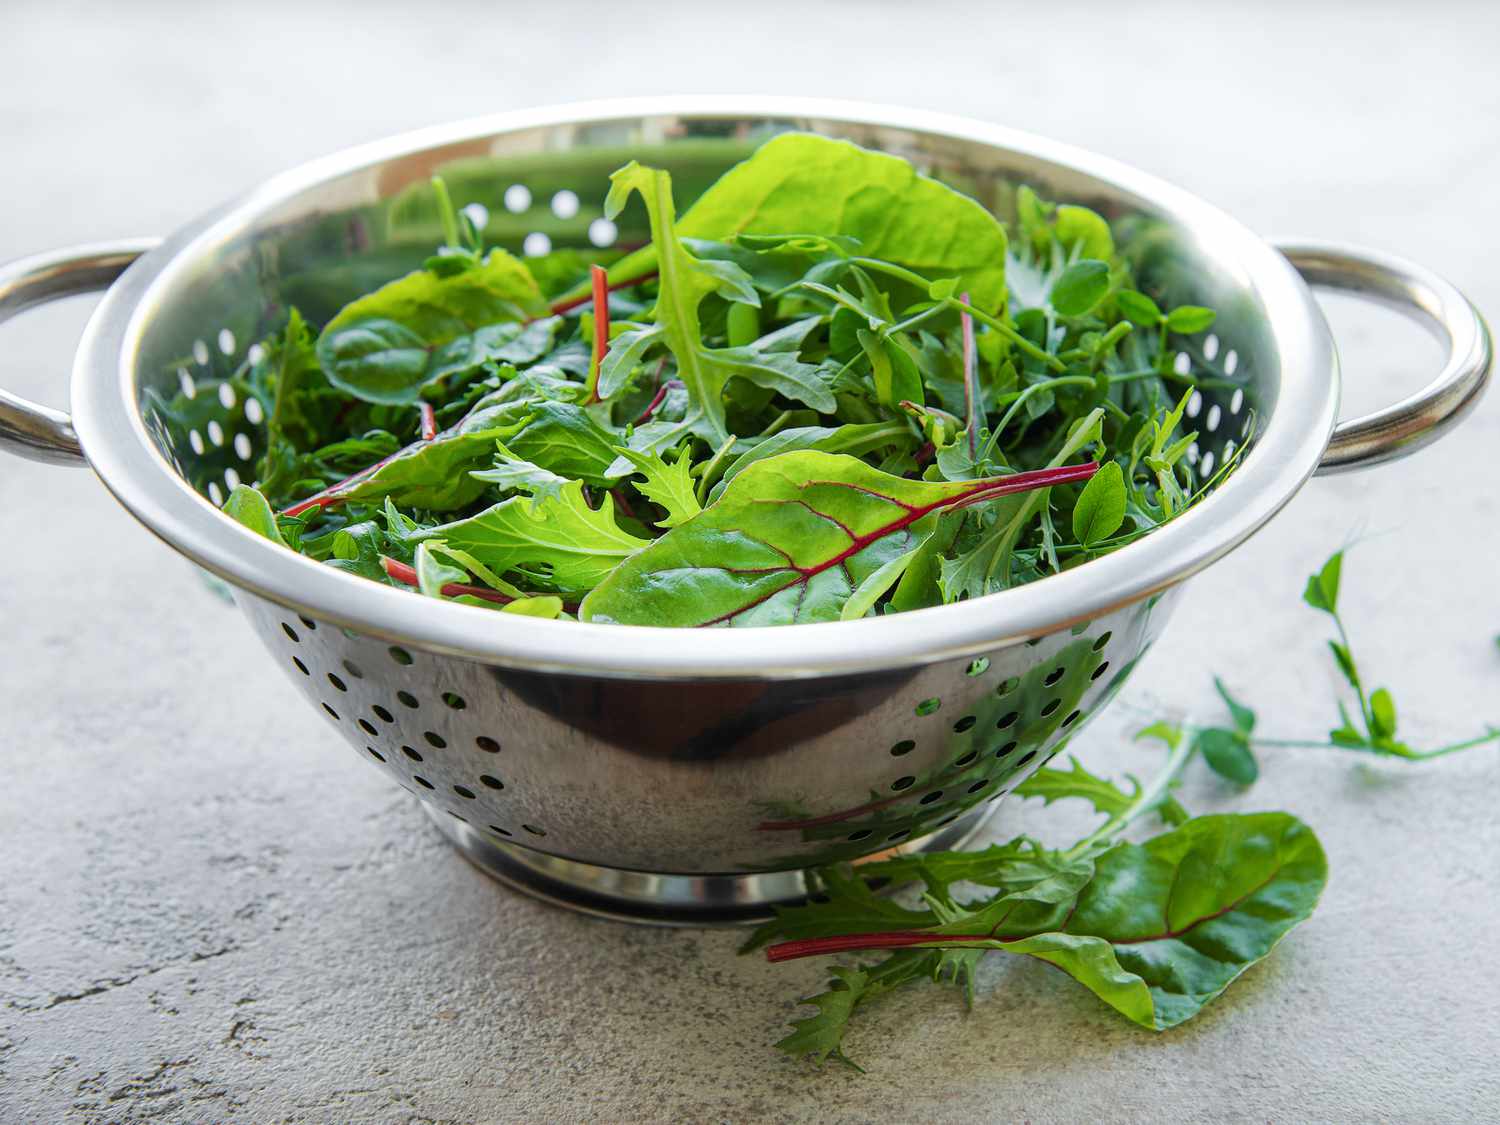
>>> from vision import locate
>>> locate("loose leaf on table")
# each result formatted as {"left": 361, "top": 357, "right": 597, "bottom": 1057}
{"left": 316, "top": 252, "right": 551, "bottom": 404}
{"left": 1302, "top": 550, "right": 1343, "bottom": 614}
{"left": 772, "top": 813, "right": 1327, "bottom": 1034}
{"left": 605, "top": 133, "right": 1010, "bottom": 312}
{"left": 579, "top": 451, "right": 1098, "bottom": 627}
{"left": 414, "top": 479, "right": 649, "bottom": 593}
{"left": 1195, "top": 677, "right": 1260, "bottom": 784}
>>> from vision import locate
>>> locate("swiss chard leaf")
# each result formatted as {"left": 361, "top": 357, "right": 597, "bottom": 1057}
{"left": 580, "top": 451, "right": 1097, "bottom": 627}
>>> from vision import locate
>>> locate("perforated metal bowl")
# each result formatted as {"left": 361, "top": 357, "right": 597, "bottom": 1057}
{"left": 1, "top": 99, "right": 1490, "bottom": 924}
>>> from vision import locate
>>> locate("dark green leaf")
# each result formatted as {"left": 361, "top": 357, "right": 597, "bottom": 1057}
{"left": 1195, "top": 728, "right": 1259, "bottom": 785}
{"left": 1213, "top": 677, "right": 1257, "bottom": 735}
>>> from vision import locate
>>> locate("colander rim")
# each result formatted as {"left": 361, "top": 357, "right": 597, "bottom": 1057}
{"left": 71, "top": 96, "right": 1336, "bottom": 679}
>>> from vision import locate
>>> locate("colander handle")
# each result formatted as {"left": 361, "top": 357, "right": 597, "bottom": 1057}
{"left": 0, "top": 239, "right": 160, "bottom": 466}
{"left": 1276, "top": 242, "right": 1493, "bottom": 474}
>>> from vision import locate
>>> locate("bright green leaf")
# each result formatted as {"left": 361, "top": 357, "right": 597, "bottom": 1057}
{"left": 1050, "top": 260, "right": 1111, "bottom": 317}
{"left": 1072, "top": 461, "right": 1126, "bottom": 545}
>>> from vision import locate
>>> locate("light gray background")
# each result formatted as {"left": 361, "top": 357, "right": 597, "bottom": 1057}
{"left": 2, "top": 2, "right": 1497, "bottom": 1122}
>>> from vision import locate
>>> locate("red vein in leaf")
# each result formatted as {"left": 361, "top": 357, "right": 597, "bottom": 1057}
{"left": 546, "top": 271, "right": 657, "bottom": 316}
{"left": 633, "top": 377, "right": 683, "bottom": 425}
{"left": 281, "top": 402, "right": 443, "bottom": 518}
{"left": 380, "top": 556, "right": 579, "bottom": 612}
{"left": 764, "top": 861, "right": 1294, "bottom": 962}
{"left": 696, "top": 461, "right": 1097, "bottom": 626}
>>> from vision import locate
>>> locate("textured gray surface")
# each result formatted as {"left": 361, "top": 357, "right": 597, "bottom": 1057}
{"left": 2, "top": 2, "right": 1498, "bottom": 1122}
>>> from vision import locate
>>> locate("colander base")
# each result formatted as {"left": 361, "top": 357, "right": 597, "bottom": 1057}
{"left": 425, "top": 803, "right": 1000, "bottom": 927}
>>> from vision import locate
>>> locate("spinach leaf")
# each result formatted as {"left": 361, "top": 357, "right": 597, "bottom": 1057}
{"left": 317, "top": 251, "right": 550, "bottom": 404}
{"left": 222, "top": 484, "right": 286, "bottom": 545}
{"left": 580, "top": 451, "right": 1097, "bottom": 626}
{"left": 608, "top": 133, "right": 1010, "bottom": 312}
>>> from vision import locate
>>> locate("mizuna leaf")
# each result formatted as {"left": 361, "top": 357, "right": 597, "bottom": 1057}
{"left": 413, "top": 480, "right": 650, "bottom": 593}
{"left": 1013, "top": 756, "right": 1136, "bottom": 819}
{"left": 469, "top": 446, "right": 570, "bottom": 509}
{"left": 316, "top": 254, "right": 551, "bottom": 404}
{"left": 578, "top": 451, "right": 1098, "bottom": 627}
{"left": 612, "top": 446, "right": 702, "bottom": 528}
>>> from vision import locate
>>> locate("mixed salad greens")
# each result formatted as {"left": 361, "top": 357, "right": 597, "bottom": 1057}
{"left": 223, "top": 133, "right": 1240, "bottom": 626}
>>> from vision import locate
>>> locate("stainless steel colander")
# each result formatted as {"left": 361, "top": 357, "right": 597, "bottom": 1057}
{"left": 1, "top": 99, "right": 1490, "bottom": 924}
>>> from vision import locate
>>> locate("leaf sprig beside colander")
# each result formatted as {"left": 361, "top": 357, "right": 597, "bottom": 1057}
{"left": 222, "top": 132, "right": 1240, "bottom": 627}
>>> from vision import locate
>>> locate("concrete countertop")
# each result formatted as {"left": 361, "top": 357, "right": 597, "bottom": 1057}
{"left": 3, "top": 3, "right": 1497, "bottom": 1121}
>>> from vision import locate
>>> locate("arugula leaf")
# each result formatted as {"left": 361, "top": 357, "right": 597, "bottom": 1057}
{"left": 470, "top": 445, "right": 570, "bottom": 508}
{"left": 1013, "top": 756, "right": 1134, "bottom": 819}
{"left": 580, "top": 452, "right": 1097, "bottom": 626}
{"left": 317, "top": 252, "right": 550, "bottom": 404}
{"left": 413, "top": 480, "right": 649, "bottom": 593}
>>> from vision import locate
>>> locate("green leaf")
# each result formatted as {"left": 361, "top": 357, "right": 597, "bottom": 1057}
{"left": 501, "top": 595, "right": 564, "bottom": 618}
{"left": 710, "top": 316, "right": 836, "bottom": 413}
{"left": 316, "top": 253, "right": 550, "bottom": 404}
{"left": 1049, "top": 260, "right": 1111, "bottom": 317}
{"left": 1014, "top": 757, "right": 1135, "bottom": 819}
{"left": 503, "top": 401, "right": 627, "bottom": 485}
{"left": 1302, "top": 551, "right": 1343, "bottom": 614}
{"left": 858, "top": 328, "right": 923, "bottom": 411}
{"left": 340, "top": 397, "right": 534, "bottom": 511}
{"left": 613, "top": 446, "right": 702, "bottom": 528}
{"left": 1194, "top": 728, "right": 1259, "bottom": 785}
{"left": 919, "top": 813, "right": 1327, "bottom": 1030}
{"left": 1071, "top": 461, "right": 1126, "bottom": 545}
{"left": 1053, "top": 205, "right": 1114, "bottom": 261}
{"left": 414, "top": 480, "right": 649, "bottom": 593}
{"left": 1213, "top": 677, "right": 1257, "bottom": 735}
{"left": 1369, "top": 688, "right": 1398, "bottom": 741}
{"left": 839, "top": 533, "right": 928, "bottom": 621}
{"left": 413, "top": 540, "right": 468, "bottom": 599}
{"left": 1115, "top": 290, "right": 1163, "bottom": 327}
{"left": 610, "top": 133, "right": 1010, "bottom": 312}
{"left": 469, "top": 446, "right": 570, "bottom": 508}
{"left": 1327, "top": 640, "right": 1359, "bottom": 690}
{"left": 1164, "top": 306, "right": 1217, "bottom": 334}
{"left": 222, "top": 484, "right": 286, "bottom": 546}
{"left": 715, "top": 422, "right": 911, "bottom": 492}
{"left": 595, "top": 325, "right": 663, "bottom": 400}
{"left": 579, "top": 451, "right": 1094, "bottom": 627}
